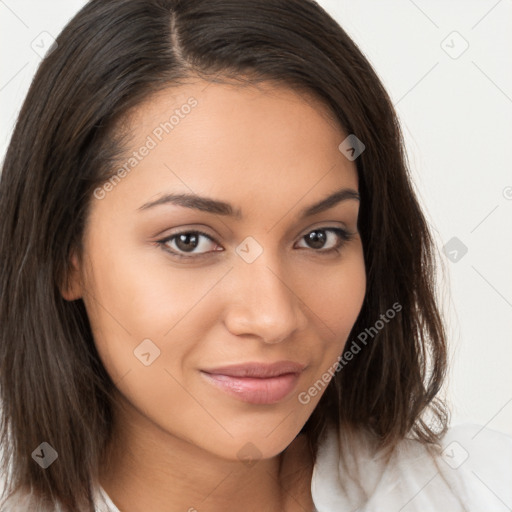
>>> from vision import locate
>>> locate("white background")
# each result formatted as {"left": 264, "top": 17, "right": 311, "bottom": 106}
{"left": 1, "top": 0, "right": 511, "bottom": 437}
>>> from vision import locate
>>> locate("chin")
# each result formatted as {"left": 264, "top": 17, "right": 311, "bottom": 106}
{"left": 190, "top": 415, "right": 309, "bottom": 464}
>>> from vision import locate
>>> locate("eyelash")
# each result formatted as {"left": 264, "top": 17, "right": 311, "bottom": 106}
{"left": 156, "top": 227, "right": 356, "bottom": 260}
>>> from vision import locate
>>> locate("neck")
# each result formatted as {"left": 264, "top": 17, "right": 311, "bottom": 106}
{"left": 98, "top": 396, "right": 314, "bottom": 512}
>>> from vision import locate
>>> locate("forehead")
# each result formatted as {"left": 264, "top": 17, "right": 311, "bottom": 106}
{"left": 122, "top": 78, "right": 344, "bottom": 140}
{"left": 93, "top": 79, "right": 358, "bottom": 222}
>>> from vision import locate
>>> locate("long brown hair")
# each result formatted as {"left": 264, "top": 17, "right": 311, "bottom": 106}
{"left": 0, "top": 0, "right": 449, "bottom": 510}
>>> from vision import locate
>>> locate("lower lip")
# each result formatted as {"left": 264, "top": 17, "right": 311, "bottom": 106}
{"left": 200, "top": 371, "right": 301, "bottom": 404}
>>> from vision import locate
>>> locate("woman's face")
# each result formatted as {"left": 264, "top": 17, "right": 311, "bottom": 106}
{"left": 66, "top": 80, "right": 366, "bottom": 461}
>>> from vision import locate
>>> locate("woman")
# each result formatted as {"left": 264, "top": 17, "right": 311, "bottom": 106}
{"left": 0, "top": 0, "right": 510, "bottom": 511}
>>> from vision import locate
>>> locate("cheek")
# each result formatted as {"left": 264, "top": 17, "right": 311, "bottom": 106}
{"left": 80, "top": 242, "right": 227, "bottom": 447}
{"left": 82, "top": 232, "right": 228, "bottom": 337}
{"left": 308, "top": 241, "right": 365, "bottom": 327}
{"left": 80, "top": 233, "right": 228, "bottom": 389}
{"left": 299, "top": 243, "right": 366, "bottom": 381}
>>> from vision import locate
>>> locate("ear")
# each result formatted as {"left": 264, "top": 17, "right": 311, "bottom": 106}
{"left": 60, "top": 249, "right": 83, "bottom": 301}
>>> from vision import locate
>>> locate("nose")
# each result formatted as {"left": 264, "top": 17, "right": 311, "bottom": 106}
{"left": 222, "top": 254, "right": 308, "bottom": 344}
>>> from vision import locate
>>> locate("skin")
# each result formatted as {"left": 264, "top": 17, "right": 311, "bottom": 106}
{"left": 62, "top": 79, "right": 366, "bottom": 512}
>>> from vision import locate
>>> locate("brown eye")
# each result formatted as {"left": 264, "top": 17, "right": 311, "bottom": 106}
{"left": 174, "top": 232, "right": 201, "bottom": 252}
{"left": 296, "top": 228, "right": 354, "bottom": 252}
{"left": 159, "top": 230, "right": 222, "bottom": 258}
{"left": 304, "top": 230, "right": 328, "bottom": 249}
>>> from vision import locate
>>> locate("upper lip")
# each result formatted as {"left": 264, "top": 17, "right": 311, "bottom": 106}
{"left": 201, "top": 361, "right": 306, "bottom": 378}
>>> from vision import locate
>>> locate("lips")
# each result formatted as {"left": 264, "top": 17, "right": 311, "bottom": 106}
{"left": 200, "top": 361, "right": 305, "bottom": 404}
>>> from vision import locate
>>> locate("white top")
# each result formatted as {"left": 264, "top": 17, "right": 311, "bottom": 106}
{"left": 2, "top": 423, "right": 511, "bottom": 511}
{"left": 310, "top": 422, "right": 512, "bottom": 512}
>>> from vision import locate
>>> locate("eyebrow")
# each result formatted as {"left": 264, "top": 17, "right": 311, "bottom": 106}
{"left": 137, "top": 187, "right": 360, "bottom": 220}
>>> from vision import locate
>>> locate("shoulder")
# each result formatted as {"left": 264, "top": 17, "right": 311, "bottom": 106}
{"left": 0, "top": 487, "right": 56, "bottom": 512}
{"left": 0, "top": 473, "right": 115, "bottom": 512}
{"left": 311, "top": 422, "right": 512, "bottom": 512}
{"left": 0, "top": 483, "right": 116, "bottom": 512}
